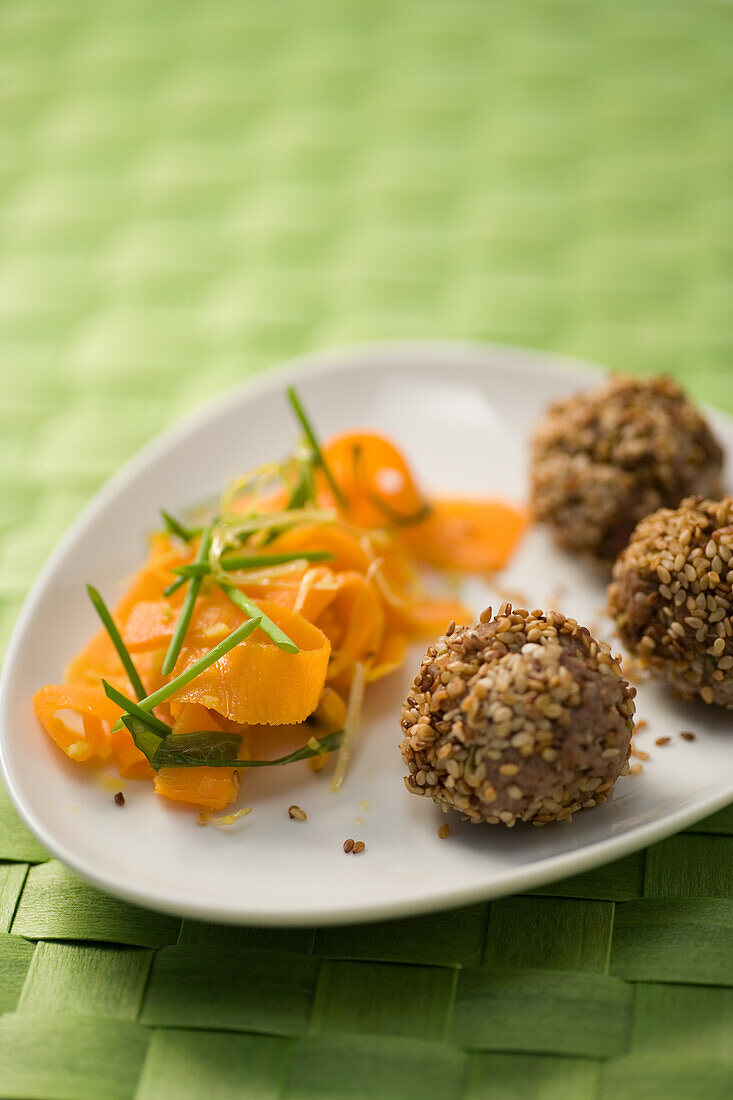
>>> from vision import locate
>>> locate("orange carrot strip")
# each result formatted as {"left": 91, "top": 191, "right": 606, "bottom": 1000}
{"left": 366, "top": 630, "right": 409, "bottom": 683}
{"left": 153, "top": 704, "right": 239, "bottom": 810}
{"left": 401, "top": 497, "right": 528, "bottom": 573}
{"left": 316, "top": 573, "right": 386, "bottom": 680}
{"left": 398, "top": 596, "right": 472, "bottom": 638}
{"left": 111, "top": 726, "right": 154, "bottom": 780}
{"left": 271, "top": 524, "right": 372, "bottom": 573}
{"left": 154, "top": 767, "right": 239, "bottom": 810}
{"left": 172, "top": 599, "right": 330, "bottom": 725}
{"left": 319, "top": 431, "right": 425, "bottom": 529}
{"left": 33, "top": 684, "right": 119, "bottom": 762}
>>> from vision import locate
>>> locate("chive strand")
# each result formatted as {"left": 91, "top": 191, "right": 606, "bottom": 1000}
{"left": 286, "top": 385, "right": 346, "bottom": 508}
{"left": 163, "top": 575, "right": 188, "bottom": 598}
{"left": 220, "top": 583, "right": 298, "bottom": 654}
{"left": 102, "top": 681, "right": 173, "bottom": 734}
{"left": 160, "top": 524, "right": 212, "bottom": 676}
{"left": 173, "top": 549, "right": 333, "bottom": 581}
{"left": 109, "top": 614, "right": 263, "bottom": 731}
{"left": 160, "top": 509, "right": 201, "bottom": 542}
{"left": 86, "top": 585, "right": 147, "bottom": 701}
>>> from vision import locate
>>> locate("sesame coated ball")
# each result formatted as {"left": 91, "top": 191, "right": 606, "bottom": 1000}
{"left": 531, "top": 375, "right": 723, "bottom": 561}
{"left": 400, "top": 607, "right": 635, "bottom": 827}
{"left": 609, "top": 496, "right": 733, "bottom": 708}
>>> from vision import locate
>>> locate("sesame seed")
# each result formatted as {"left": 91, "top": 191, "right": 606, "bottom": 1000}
{"left": 680, "top": 731, "right": 696, "bottom": 741}
{"left": 438, "top": 824, "right": 450, "bottom": 839}
{"left": 352, "top": 841, "right": 366, "bottom": 854}
{"left": 288, "top": 805, "right": 307, "bottom": 821}
{"left": 655, "top": 737, "right": 671, "bottom": 746}
{"left": 114, "top": 791, "right": 125, "bottom": 807}
{"left": 343, "top": 838, "right": 354, "bottom": 853}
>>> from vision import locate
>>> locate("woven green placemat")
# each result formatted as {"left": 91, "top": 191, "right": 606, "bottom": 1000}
{"left": 1, "top": 1, "right": 731, "bottom": 1097}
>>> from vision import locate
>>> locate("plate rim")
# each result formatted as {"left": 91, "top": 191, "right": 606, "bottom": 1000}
{"left": 1, "top": 339, "right": 731, "bottom": 926}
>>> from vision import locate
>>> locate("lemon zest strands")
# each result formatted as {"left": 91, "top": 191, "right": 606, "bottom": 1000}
{"left": 331, "top": 661, "right": 367, "bottom": 793}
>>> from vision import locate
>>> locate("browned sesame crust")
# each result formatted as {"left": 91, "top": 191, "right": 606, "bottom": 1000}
{"left": 400, "top": 606, "right": 635, "bottom": 827}
{"left": 609, "top": 496, "right": 733, "bottom": 708}
{"left": 531, "top": 375, "right": 723, "bottom": 561}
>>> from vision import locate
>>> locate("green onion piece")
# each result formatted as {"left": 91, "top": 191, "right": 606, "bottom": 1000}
{"left": 220, "top": 583, "right": 298, "bottom": 654}
{"left": 287, "top": 385, "right": 346, "bottom": 508}
{"left": 160, "top": 509, "right": 202, "bottom": 542}
{"left": 86, "top": 585, "right": 147, "bottom": 701}
{"left": 123, "top": 713, "right": 342, "bottom": 770}
{"left": 109, "top": 614, "right": 263, "bottom": 731}
{"left": 160, "top": 524, "right": 212, "bottom": 676}
{"left": 173, "top": 549, "right": 334, "bottom": 580}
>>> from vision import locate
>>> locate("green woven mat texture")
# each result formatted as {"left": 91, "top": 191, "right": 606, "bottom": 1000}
{"left": 1, "top": 1, "right": 732, "bottom": 1097}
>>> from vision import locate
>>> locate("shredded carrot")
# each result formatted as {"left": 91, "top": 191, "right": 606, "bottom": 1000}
{"left": 34, "top": 402, "right": 527, "bottom": 811}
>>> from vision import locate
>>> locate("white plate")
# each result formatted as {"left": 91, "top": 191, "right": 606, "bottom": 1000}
{"left": 2, "top": 342, "right": 732, "bottom": 926}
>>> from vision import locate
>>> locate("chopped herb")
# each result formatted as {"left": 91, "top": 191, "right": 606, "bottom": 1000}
{"left": 86, "top": 584, "right": 147, "bottom": 701}
{"left": 287, "top": 385, "right": 346, "bottom": 508}
{"left": 160, "top": 524, "right": 213, "bottom": 676}
{"left": 122, "top": 712, "right": 342, "bottom": 770}
{"left": 108, "top": 614, "right": 263, "bottom": 731}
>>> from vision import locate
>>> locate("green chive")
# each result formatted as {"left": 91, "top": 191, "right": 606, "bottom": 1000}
{"left": 287, "top": 385, "right": 346, "bottom": 508}
{"left": 163, "top": 575, "right": 188, "bottom": 598}
{"left": 102, "top": 681, "right": 173, "bottom": 735}
{"left": 160, "top": 509, "right": 201, "bottom": 542}
{"left": 160, "top": 524, "right": 212, "bottom": 676}
{"left": 286, "top": 459, "right": 316, "bottom": 510}
{"left": 109, "top": 614, "right": 263, "bottom": 732}
{"left": 123, "top": 712, "right": 342, "bottom": 770}
{"left": 220, "top": 583, "right": 298, "bottom": 654}
{"left": 173, "top": 549, "right": 334, "bottom": 580}
{"left": 86, "top": 585, "right": 147, "bottom": 701}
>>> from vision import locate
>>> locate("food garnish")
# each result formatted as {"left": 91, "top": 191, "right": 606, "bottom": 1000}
{"left": 34, "top": 387, "right": 526, "bottom": 813}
